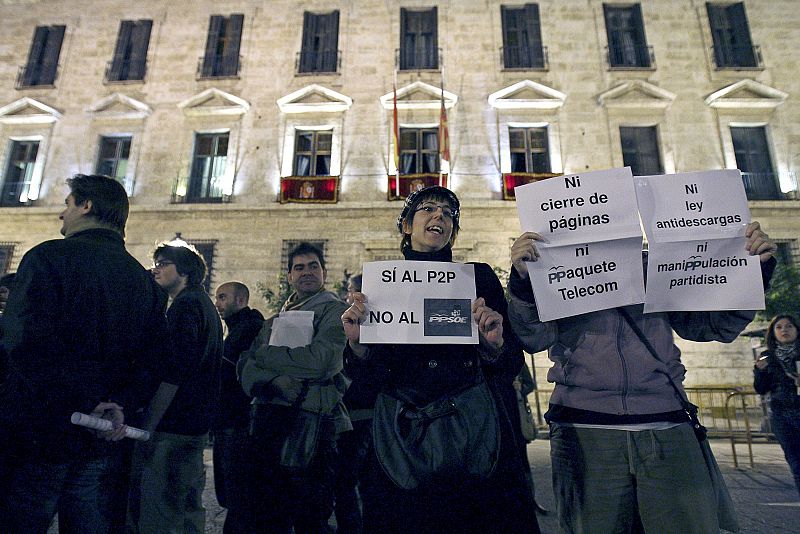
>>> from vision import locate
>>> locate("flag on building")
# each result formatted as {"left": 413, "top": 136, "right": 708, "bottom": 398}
{"left": 439, "top": 86, "right": 450, "bottom": 165}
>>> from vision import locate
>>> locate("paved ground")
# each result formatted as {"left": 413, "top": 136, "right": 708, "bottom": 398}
{"left": 47, "top": 437, "right": 799, "bottom": 533}
{"left": 199, "top": 438, "right": 799, "bottom": 533}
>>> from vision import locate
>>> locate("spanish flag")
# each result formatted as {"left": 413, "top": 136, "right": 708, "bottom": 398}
{"left": 439, "top": 85, "right": 450, "bottom": 164}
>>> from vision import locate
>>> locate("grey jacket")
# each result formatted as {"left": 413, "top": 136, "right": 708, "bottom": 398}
{"left": 507, "top": 262, "right": 763, "bottom": 417}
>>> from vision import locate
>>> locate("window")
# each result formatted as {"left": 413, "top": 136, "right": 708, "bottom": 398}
{"left": 603, "top": 4, "right": 651, "bottom": 68}
{"left": 18, "top": 25, "right": 65, "bottom": 87}
{"left": 509, "top": 127, "right": 550, "bottom": 173}
{"left": 200, "top": 14, "right": 244, "bottom": 78}
{"left": 96, "top": 136, "right": 131, "bottom": 186}
{"left": 775, "top": 241, "right": 799, "bottom": 267}
{"left": 707, "top": 3, "right": 758, "bottom": 68}
{"left": 299, "top": 11, "right": 339, "bottom": 73}
{"left": 620, "top": 126, "right": 662, "bottom": 176}
{"left": 399, "top": 128, "right": 439, "bottom": 174}
{"left": 187, "top": 133, "right": 228, "bottom": 202}
{"left": 186, "top": 240, "right": 216, "bottom": 293}
{"left": 400, "top": 8, "right": 438, "bottom": 70}
{"left": 0, "top": 244, "right": 14, "bottom": 274}
{"left": 107, "top": 20, "right": 152, "bottom": 82}
{"left": 501, "top": 4, "right": 545, "bottom": 69}
{"left": 1, "top": 140, "right": 39, "bottom": 206}
{"left": 294, "top": 131, "right": 332, "bottom": 176}
{"left": 730, "top": 126, "right": 779, "bottom": 200}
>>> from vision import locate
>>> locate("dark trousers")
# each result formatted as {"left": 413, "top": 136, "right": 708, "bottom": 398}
{"left": 213, "top": 427, "right": 252, "bottom": 534}
{"left": 333, "top": 418, "right": 373, "bottom": 534}
{"left": 771, "top": 406, "right": 800, "bottom": 497}
{"left": 0, "top": 447, "right": 124, "bottom": 534}
{"left": 245, "top": 404, "right": 337, "bottom": 534}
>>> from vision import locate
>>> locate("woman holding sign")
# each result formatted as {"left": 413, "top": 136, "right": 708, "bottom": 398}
{"left": 341, "top": 186, "right": 542, "bottom": 534}
{"left": 754, "top": 314, "right": 800, "bottom": 497}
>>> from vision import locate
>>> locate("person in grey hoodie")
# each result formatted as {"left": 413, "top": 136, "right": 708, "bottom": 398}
{"left": 507, "top": 222, "right": 776, "bottom": 534}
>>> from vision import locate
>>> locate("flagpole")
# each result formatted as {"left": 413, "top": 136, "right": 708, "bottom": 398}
{"left": 393, "top": 64, "right": 400, "bottom": 198}
{"left": 439, "top": 56, "right": 444, "bottom": 187}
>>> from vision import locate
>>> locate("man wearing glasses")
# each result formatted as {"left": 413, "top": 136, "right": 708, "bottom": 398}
{"left": 0, "top": 174, "right": 170, "bottom": 532}
{"left": 127, "top": 242, "right": 223, "bottom": 533}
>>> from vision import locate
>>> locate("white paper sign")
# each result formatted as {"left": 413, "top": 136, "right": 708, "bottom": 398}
{"left": 527, "top": 237, "right": 646, "bottom": 321}
{"left": 644, "top": 237, "right": 764, "bottom": 312}
{"left": 360, "top": 261, "right": 478, "bottom": 344}
{"left": 515, "top": 167, "right": 642, "bottom": 247}
{"left": 269, "top": 310, "right": 315, "bottom": 348}
{"left": 634, "top": 169, "right": 750, "bottom": 243}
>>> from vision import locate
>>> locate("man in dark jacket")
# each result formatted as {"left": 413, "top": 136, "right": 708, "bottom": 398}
{"left": 0, "top": 174, "right": 170, "bottom": 532}
{"left": 127, "top": 242, "right": 223, "bottom": 533}
{"left": 213, "top": 281, "right": 264, "bottom": 532}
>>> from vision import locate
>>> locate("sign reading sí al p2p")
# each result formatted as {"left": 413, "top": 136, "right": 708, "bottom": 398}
{"left": 360, "top": 261, "right": 478, "bottom": 344}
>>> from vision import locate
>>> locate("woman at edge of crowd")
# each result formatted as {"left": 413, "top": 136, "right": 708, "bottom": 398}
{"left": 340, "top": 186, "right": 544, "bottom": 534}
{"left": 754, "top": 313, "right": 800, "bottom": 498}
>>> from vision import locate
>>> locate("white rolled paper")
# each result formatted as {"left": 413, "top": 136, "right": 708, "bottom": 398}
{"left": 70, "top": 412, "right": 150, "bottom": 441}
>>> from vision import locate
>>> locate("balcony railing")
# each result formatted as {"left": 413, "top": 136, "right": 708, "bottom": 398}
{"left": 196, "top": 55, "right": 242, "bottom": 79}
{"left": 280, "top": 175, "right": 340, "bottom": 203}
{"left": 711, "top": 44, "right": 764, "bottom": 70}
{"left": 502, "top": 172, "right": 562, "bottom": 200}
{"left": 500, "top": 45, "right": 549, "bottom": 71}
{"left": 741, "top": 172, "right": 786, "bottom": 201}
{"left": 295, "top": 50, "right": 341, "bottom": 75}
{"left": 395, "top": 47, "right": 442, "bottom": 72}
{"left": 388, "top": 173, "right": 447, "bottom": 201}
{"left": 15, "top": 64, "right": 59, "bottom": 89}
{"left": 605, "top": 44, "right": 655, "bottom": 70}
{"left": 104, "top": 59, "right": 147, "bottom": 83}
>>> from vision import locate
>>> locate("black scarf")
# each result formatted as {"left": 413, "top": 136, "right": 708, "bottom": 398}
{"left": 401, "top": 242, "right": 453, "bottom": 262}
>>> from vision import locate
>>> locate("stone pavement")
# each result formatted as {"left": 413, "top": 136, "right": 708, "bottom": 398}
{"left": 48, "top": 437, "right": 797, "bottom": 532}
{"left": 198, "top": 438, "right": 798, "bottom": 533}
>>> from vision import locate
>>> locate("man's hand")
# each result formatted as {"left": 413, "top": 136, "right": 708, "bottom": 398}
{"left": 511, "top": 232, "right": 546, "bottom": 279}
{"left": 272, "top": 375, "right": 303, "bottom": 403}
{"left": 745, "top": 221, "right": 777, "bottom": 263}
{"left": 90, "top": 402, "right": 126, "bottom": 441}
{"left": 472, "top": 297, "right": 504, "bottom": 352}
{"left": 342, "top": 292, "right": 368, "bottom": 357}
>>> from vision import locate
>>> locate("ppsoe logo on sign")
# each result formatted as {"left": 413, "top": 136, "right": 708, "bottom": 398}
{"left": 424, "top": 299, "right": 472, "bottom": 337}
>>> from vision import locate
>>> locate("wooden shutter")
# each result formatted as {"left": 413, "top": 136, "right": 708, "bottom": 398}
{"left": 40, "top": 25, "right": 65, "bottom": 85}
{"left": 323, "top": 11, "right": 339, "bottom": 72}
{"left": 525, "top": 3, "right": 543, "bottom": 68}
{"left": 129, "top": 20, "right": 152, "bottom": 80}
{"left": 300, "top": 12, "right": 315, "bottom": 72}
{"left": 224, "top": 14, "right": 244, "bottom": 75}
{"left": 429, "top": 7, "right": 438, "bottom": 69}
{"left": 202, "top": 15, "right": 223, "bottom": 77}
{"left": 400, "top": 8, "right": 409, "bottom": 68}
{"left": 108, "top": 21, "right": 133, "bottom": 81}
{"left": 24, "top": 26, "right": 49, "bottom": 85}
{"left": 727, "top": 3, "right": 755, "bottom": 66}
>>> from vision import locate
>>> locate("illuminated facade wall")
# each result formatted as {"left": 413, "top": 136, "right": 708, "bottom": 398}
{"left": 1, "top": 0, "right": 798, "bottom": 385}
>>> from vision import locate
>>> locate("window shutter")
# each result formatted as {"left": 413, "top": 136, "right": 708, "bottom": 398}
{"left": 631, "top": 4, "right": 648, "bottom": 67}
{"left": 224, "top": 14, "right": 244, "bottom": 75}
{"left": 129, "top": 20, "right": 152, "bottom": 80}
{"left": 323, "top": 11, "right": 340, "bottom": 72}
{"left": 429, "top": 7, "right": 438, "bottom": 69}
{"left": 706, "top": 3, "right": 727, "bottom": 66}
{"left": 400, "top": 8, "right": 409, "bottom": 69}
{"left": 24, "top": 26, "right": 49, "bottom": 85}
{"left": 299, "top": 12, "right": 314, "bottom": 72}
{"left": 501, "top": 7, "right": 514, "bottom": 68}
{"left": 108, "top": 21, "right": 132, "bottom": 81}
{"left": 40, "top": 25, "right": 65, "bottom": 85}
{"left": 727, "top": 3, "right": 755, "bottom": 66}
{"left": 203, "top": 16, "right": 223, "bottom": 77}
{"left": 525, "top": 3, "right": 543, "bottom": 68}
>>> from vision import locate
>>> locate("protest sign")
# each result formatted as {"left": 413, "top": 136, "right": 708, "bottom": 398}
{"left": 515, "top": 167, "right": 642, "bottom": 247}
{"left": 635, "top": 169, "right": 749, "bottom": 243}
{"left": 527, "top": 237, "right": 645, "bottom": 321}
{"left": 360, "top": 260, "right": 478, "bottom": 344}
{"left": 643, "top": 237, "right": 764, "bottom": 312}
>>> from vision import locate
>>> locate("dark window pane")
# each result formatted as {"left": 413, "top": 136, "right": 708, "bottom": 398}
{"left": 620, "top": 126, "right": 662, "bottom": 176}
{"left": 316, "top": 155, "right": 331, "bottom": 175}
{"left": 296, "top": 133, "right": 313, "bottom": 152}
{"left": 422, "top": 131, "right": 438, "bottom": 151}
{"left": 509, "top": 129, "right": 526, "bottom": 149}
{"left": 400, "top": 8, "right": 438, "bottom": 70}
{"left": 1, "top": 141, "right": 39, "bottom": 206}
{"left": 400, "top": 130, "right": 417, "bottom": 150}
{"left": 510, "top": 153, "right": 527, "bottom": 172}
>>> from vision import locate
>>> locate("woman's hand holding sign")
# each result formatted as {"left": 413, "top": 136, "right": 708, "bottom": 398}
{"left": 472, "top": 297, "right": 504, "bottom": 352}
{"left": 511, "top": 232, "right": 545, "bottom": 279}
{"left": 342, "top": 291, "right": 368, "bottom": 357}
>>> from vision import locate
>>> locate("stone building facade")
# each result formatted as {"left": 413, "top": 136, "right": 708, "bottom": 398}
{"left": 1, "top": 0, "right": 798, "bottom": 385}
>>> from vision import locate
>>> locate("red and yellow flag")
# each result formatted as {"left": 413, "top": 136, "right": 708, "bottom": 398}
{"left": 439, "top": 86, "right": 450, "bottom": 164}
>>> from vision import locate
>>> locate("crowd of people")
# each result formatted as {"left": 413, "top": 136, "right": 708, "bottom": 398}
{"left": 0, "top": 173, "right": 790, "bottom": 534}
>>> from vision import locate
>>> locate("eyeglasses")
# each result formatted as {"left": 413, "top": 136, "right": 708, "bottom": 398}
{"left": 151, "top": 260, "right": 175, "bottom": 270}
{"left": 414, "top": 203, "right": 456, "bottom": 219}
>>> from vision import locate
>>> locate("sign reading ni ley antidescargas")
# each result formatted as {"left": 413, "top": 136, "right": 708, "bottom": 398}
{"left": 360, "top": 261, "right": 479, "bottom": 344}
